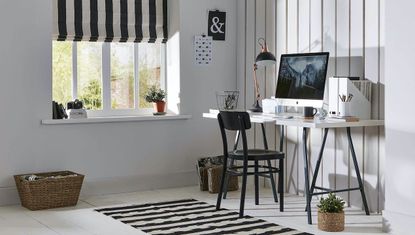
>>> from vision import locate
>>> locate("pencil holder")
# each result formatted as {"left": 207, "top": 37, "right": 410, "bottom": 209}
{"left": 338, "top": 102, "right": 351, "bottom": 117}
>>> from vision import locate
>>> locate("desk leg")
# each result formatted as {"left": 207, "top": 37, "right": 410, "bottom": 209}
{"left": 223, "top": 131, "right": 240, "bottom": 199}
{"left": 255, "top": 160, "right": 259, "bottom": 205}
{"left": 347, "top": 127, "right": 370, "bottom": 215}
{"left": 278, "top": 125, "right": 285, "bottom": 211}
{"left": 261, "top": 123, "right": 268, "bottom": 150}
{"left": 279, "top": 125, "right": 285, "bottom": 152}
{"left": 302, "top": 127, "right": 312, "bottom": 224}
{"left": 261, "top": 124, "right": 279, "bottom": 203}
{"left": 308, "top": 128, "right": 329, "bottom": 208}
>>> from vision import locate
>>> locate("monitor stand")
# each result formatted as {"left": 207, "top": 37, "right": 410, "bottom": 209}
{"left": 249, "top": 100, "right": 263, "bottom": 113}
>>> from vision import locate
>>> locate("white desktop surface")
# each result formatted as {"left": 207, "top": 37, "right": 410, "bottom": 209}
{"left": 202, "top": 112, "right": 276, "bottom": 124}
{"left": 202, "top": 111, "right": 384, "bottom": 128}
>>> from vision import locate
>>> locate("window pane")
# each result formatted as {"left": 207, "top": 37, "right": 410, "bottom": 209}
{"left": 52, "top": 41, "right": 72, "bottom": 105}
{"left": 138, "top": 43, "right": 162, "bottom": 108}
{"left": 77, "top": 42, "right": 103, "bottom": 110}
{"left": 111, "top": 43, "right": 135, "bottom": 109}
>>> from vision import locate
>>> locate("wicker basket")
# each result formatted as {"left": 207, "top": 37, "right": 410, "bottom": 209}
{"left": 207, "top": 166, "right": 238, "bottom": 194}
{"left": 14, "top": 171, "right": 84, "bottom": 210}
{"left": 318, "top": 211, "right": 345, "bottom": 232}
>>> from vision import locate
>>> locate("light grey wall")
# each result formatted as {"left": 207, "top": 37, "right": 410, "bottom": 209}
{"left": 0, "top": 0, "right": 237, "bottom": 205}
{"left": 236, "top": 0, "right": 385, "bottom": 213}
{"left": 383, "top": 0, "right": 415, "bottom": 233}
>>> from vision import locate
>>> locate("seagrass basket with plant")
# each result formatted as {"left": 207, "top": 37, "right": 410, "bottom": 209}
{"left": 317, "top": 193, "right": 346, "bottom": 232}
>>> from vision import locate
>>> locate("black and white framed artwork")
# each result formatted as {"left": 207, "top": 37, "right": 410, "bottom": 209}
{"left": 208, "top": 10, "right": 226, "bottom": 41}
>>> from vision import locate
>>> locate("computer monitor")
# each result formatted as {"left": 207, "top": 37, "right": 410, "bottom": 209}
{"left": 275, "top": 52, "right": 329, "bottom": 108}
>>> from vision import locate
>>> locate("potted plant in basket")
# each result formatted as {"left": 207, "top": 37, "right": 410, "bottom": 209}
{"left": 144, "top": 86, "right": 167, "bottom": 115}
{"left": 317, "top": 193, "right": 346, "bottom": 232}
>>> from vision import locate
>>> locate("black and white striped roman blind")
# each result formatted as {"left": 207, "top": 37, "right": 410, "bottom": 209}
{"left": 53, "top": 0, "right": 167, "bottom": 43}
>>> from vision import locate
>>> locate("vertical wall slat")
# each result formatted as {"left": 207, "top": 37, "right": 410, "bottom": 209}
{"left": 322, "top": 0, "right": 337, "bottom": 193}
{"left": 349, "top": 0, "right": 365, "bottom": 209}
{"left": 237, "top": 1, "right": 247, "bottom": 110}
{"left": 276, "top": 0, "right": 288, "bottom": 191}
{"left": 297, "top": 0, "right": 310, "bottom": 196}
{"left": 245, "top": 0, "right": 256, "bottom": 149}
{"left": 263, "top": 0, "right": 277, "bottom": 188}
{"left": 378, "top": 0, "right": 385, "bottom": 213}
{"left": 335, "top": 0, "right": 351, "bottom": 202}
{"left": 364, "top": 0, "right": 380, "bottom": 212}
{"left": 286, "top": 0, "right": 300, "bottom": 194}
{"left": 309, "top": 0, "right": 324, "bottom": 197}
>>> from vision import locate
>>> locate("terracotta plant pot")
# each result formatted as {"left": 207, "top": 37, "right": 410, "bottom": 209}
{"left": 318, "top": 211, "right": 345, "bottom": 232}
{"left": 153, "top": 101, "right": 166, "bottom": 113}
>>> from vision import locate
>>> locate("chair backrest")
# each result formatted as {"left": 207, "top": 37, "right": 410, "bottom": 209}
{"left": 218, "top": 111, "right": 251, "bottom": 131}
{"left": 217, "top": 111, "right": 251, "bottom": 157}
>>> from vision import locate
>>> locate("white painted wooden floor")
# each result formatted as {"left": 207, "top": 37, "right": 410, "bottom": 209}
{"left": 0, "top": 186, "right": 385, "bottom": 235}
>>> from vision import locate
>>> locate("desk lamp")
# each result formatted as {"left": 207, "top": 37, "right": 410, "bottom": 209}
{"left": 250, "top": 38, "right": 276, "bottom": 112}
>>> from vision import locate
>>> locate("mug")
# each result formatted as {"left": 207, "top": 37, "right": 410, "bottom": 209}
{"left": 304, "top": 107, "right": 317, "bottom": 118}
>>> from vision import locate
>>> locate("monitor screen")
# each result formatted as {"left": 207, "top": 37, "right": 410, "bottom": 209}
{"left": 275, "top": 52, "right": 329, "bottom": 103}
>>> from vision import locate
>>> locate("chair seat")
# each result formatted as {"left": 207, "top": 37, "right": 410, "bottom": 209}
{"left": 229, "top": 149, "right": 285, "bottom": 161}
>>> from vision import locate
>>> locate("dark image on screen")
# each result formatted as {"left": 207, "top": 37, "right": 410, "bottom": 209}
{"left": 276, "top": 53, "right": 329, "bottom": 100}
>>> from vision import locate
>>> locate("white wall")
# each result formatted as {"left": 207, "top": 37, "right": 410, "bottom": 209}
{"left": 0, "top": 0, "right": 237, "bottom": 205}
{"left": 236, "top": 0, "right": 385, "bottom": 213}
{"left": 383, "top": 0, "right": 415, "bottom": 233}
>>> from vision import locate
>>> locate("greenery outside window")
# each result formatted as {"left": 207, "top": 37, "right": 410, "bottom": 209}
{"left": 52, "top": 41, "right": 165, "bottom": 117}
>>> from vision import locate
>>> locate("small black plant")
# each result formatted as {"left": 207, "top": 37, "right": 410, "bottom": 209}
{"left": 317, "top": 193, "right": 345, "bottom": 213}
{"left": 144, "top": 86, "right": 166, "bottom": 103}
{"left": 224, "top": 93, "right": 237, "bottom": 110}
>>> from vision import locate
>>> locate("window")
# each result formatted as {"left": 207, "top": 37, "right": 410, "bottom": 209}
{"left": 52, "top": 41, "right": 165, "bottom": 116}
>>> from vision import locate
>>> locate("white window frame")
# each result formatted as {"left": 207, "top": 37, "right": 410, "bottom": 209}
{"left": 68, "top": 41, "right": 166, "bottom": 117}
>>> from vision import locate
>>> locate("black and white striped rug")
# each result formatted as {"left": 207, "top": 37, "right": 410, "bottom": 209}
{"left": 95, "top": 199, "right": 313, "bottom": 235}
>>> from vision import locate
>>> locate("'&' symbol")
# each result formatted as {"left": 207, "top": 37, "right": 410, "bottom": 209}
{"left": 210, "top": 17, "right": 224, "bottom": 34}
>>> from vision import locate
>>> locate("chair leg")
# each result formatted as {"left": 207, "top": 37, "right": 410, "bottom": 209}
{"left": 267, "top": 160, "right": 278, "bottom": 203}
{"left": 254, "top": 160, "right": 259, "bottom": 205}
{"left": 278, "top": 158, "right": 284, "bottom": 212}
{"left": 216, "top": 156, "right": 228, "bottom": 210}
{"left": 239, "top": 158, "right": 249, "bottom": 217}
{"left": 223, "top": 158, "right": 234, "bottom": 199}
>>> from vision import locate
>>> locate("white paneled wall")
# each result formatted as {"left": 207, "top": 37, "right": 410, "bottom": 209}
{"left": 236, "top": 0, "right": 385, "bottom": 213}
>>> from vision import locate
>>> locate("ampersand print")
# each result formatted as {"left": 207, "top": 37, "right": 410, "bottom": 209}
{"left": 208, "top": 11, "right": 226, "bottom": 41}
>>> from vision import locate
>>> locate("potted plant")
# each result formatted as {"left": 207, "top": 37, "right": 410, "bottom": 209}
{"left": 144, "top": 86, "right": 167, "bottom": 114}
{"left": 317, "top": 193, "right": 346, "bottom": 232}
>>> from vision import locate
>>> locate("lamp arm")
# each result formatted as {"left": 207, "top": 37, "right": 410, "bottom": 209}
{"left": 253, "top": 64, "right": 260, "bottom": 100}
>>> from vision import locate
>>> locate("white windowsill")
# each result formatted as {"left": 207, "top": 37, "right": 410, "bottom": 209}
{"left": 41, "top": 114, "right": 192, "bottom": 125}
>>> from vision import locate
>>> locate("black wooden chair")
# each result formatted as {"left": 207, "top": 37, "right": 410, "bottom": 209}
{"left": 216, "top": 111, "right": 285, "bottom": 217}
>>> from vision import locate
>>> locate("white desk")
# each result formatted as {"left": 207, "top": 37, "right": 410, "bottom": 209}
{"left": 203, "top": 111, "right": 384, "bottom": 224}
{"left": 203, "top": 111, "right": 384, "bottom": 127}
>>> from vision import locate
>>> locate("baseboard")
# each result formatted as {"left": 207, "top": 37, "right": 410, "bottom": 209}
{"left": 0, "top": 171, "right": 197, "bottom": 206}
{"left": 383, "top": 209, "right": 415, "bottom": 234}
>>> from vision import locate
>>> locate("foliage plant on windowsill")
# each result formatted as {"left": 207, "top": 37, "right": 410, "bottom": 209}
{"left": 317, "top": 193, "right": 346, "bottom": 232}
{"left": 144, "top": 86, "right": 167, "bottom": 115}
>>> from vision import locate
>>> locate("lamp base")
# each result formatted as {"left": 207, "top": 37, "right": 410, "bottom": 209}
{"left": 249, "top": 100, "right": 263, "bottom": 113}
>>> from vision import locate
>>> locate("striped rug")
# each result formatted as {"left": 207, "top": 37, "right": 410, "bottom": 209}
{"left": 95, "top": 199, "right": 313, "bottom": 235}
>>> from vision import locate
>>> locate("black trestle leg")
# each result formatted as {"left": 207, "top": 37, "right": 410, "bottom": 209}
{"left": 307, "top": 128, "right": 329, "bottom": 210}
{"left": 347, "top": 127, "right": 370, "bottom": 215}
{"left": 267, "top": 160, "right": 278, "bottom": 202}
{"left": 278, "top": 158, "right": 284, "bottom": 212}
{"left": 254, "top": 160, "right": 259, "bottom": 205}
{"left": 302, "top": 127, "right": 312, "bottom": 224}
